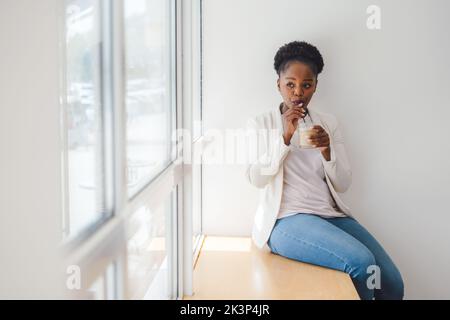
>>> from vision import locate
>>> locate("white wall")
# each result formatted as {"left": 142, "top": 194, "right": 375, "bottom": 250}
{"left": 202, "top": 0, "right": 450, "bottom": 299}
{"left": 0, "top": 0, "right": 64, "bottom": 298}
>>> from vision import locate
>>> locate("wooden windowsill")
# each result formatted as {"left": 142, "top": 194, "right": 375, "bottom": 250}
{"left": 184, "top": 236, "right": 359, "bottom": 300}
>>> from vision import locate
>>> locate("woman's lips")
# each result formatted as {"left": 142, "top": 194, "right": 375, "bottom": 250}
{"left": 292, "top": 100, "right": 304, "bottom": 106}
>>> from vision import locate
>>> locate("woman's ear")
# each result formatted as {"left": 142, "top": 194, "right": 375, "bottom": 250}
{"left": 277, "top": 78, "right": 280, "bottom": 91}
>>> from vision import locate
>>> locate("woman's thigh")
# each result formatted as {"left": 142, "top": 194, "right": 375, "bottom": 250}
{"left": 326, "top": 216, "right": 404, "bottom": 299}
{"left": 268, "top": 213, "right": 376, "bottom": 276}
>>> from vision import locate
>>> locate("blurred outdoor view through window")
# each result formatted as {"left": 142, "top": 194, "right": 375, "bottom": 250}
{"left": 64, "top": 0, "right": 176, "bottom": 240}
{"left": 64, "top": 0, "right": 107, "bottom": 240}
{"left": 125, "top": 0, "right": 175, "bottom": 197}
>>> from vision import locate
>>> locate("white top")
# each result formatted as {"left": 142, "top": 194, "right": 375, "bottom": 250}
{"left": 277, "top": 145, "right": 343, "bottom": 219}
{"left": 277, "top": 111, "right": 345, "bottom": 220}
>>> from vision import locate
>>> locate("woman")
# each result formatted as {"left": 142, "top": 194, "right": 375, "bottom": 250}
{"left": 246, "top": 41, "right": 404, "bottom": 300}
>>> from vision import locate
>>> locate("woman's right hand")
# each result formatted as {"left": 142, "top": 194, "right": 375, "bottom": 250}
{"left": 282, "top": 104, "right": 306, "bottom": 145}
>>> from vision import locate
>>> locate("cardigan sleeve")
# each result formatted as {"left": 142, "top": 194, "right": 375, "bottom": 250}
{"left": 245, "top": 117, "right": 291, "bottom": 189}
{"left": 322, "top": 116, "right": 352, "bottom": 193}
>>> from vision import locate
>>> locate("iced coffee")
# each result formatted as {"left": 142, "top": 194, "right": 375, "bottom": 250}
{"left": 299, "top": 126, "right": 315, "bottom": 148}
{"left": 297, "top": 113, "right": 315, "bottom": 148}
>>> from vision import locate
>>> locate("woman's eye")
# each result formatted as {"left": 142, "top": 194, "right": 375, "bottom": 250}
{"left": 287, "top": 83, "right": 294, "bottom": 88}
{"left": 303, "top": 83, "right": 312, "bottom": 89}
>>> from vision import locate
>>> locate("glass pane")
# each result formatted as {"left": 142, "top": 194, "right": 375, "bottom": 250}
{"left": 86, "top": 262, "right": 116, "bottom": 300}
{"left": 192, "top": 163, "right": 202, "bottom": 249}
{"left": 193, "top": 0, "right": 203, "bottom": 139}
{"left": 86, "top": 270, "right": 105, "bottom": 300}
{"left": 124, "top": 0, "right": 176, "bottom": 197}
{"left": 127, "top": 192, "right": 175, "bottom": 299}
{"left": 64, "top": 0, "right": 108, "bottom": 240}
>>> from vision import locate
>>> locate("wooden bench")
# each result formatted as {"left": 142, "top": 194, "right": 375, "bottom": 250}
{"left": 184, "top": 236, "right": 359, "bottom": 300}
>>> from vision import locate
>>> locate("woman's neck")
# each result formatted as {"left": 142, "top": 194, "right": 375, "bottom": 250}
{"left": 280, "top": 102, "right": 288, "bottom": 114}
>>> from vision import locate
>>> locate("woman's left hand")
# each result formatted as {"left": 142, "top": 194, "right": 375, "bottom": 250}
{"left": 309, "top": 125, "right": 331, "bottom": 160}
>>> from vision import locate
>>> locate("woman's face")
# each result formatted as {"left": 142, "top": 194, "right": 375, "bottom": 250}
{"left": 277, "top": 61, "right": 317, "bottom": 110}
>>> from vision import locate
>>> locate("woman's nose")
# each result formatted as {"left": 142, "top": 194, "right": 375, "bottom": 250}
{"left": 293, "top": 86, "right": 303, "bottom": 97}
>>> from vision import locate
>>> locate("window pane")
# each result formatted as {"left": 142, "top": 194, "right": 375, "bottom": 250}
{"left": 64, "top": 0, "right": 109, "bottom": 240}
{"left": 124, "top": 0, "right": 176, "bottom": 197}
{"left": 193, "top": 0, "right": 203, "bottom": 139}
{"left": 127, "top": 192, "right": 175, "bottom": 299}
{"left": 86, "top": 262, "right": 116, "bottom": 300}
{"left": 192, "top": 163, "right": 202, "bottom": 247}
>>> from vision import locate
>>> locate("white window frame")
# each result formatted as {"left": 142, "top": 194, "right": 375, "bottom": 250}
{"left": 178, "top": 0, "right": 205, "bottom": 298}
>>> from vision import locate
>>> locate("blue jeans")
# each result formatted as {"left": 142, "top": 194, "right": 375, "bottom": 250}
{"left": 267, "top": 213, "right": 404, "bottom": 300}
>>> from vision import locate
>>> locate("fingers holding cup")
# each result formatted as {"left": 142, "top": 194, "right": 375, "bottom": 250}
{"left": 309, "top": 125, "right": 330, "bottom": 148}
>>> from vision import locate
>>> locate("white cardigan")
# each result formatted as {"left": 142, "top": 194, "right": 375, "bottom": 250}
{"left": 246, "top": 105, "right": 353, "bottom": 251}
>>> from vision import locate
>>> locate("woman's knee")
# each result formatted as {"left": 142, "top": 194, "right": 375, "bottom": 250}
{"left": 346, "top": 247, "right": 377, "bottom": 280}
{"left": 347, "top": 249, "right": 404, "bottom": 300}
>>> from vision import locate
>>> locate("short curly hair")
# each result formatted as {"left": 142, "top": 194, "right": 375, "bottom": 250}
{"left": 274, "top": 41, "right": 324, "bottom": 78}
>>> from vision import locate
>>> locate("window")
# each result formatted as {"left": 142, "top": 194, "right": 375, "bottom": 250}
{"left": 63, "top": 0, "right": 113, "bottom": 241}
{"left": 127, "top": 191, "right": 177, "bottom": 299}
{"left": 124, "top": 0, "right": 177, "bottom": 197}
{"left": 192, "top": 163, "right": 202, "bottom": 248}
{"left": 86, "top": 263, "right": 117, "bottom": 300}
{"left": 192, "top": 0, "right": 203, "bottom": 140}
{"left": 62, "top": 0, "right": 193, "bottom": 300}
